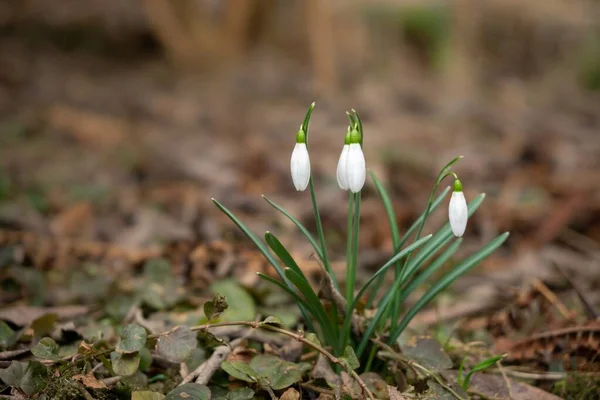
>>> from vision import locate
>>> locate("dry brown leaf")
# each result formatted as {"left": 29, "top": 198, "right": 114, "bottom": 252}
{"left": 72, "top": 371, "right": 107, "bottom": 389}
{"left": 48, "top": 105, "right": 126, "bottom": 148}
{"left": 443, "top": 370, "right": 562, "bottom": 400}
{"left": 387, "top": 385, "right": 408, "bottom": 400}
{"left": 50, "top": 201, "right": 94, "bottom": 237}
{"left": 0, "top": 305, "right": 90, "bottom": 326}
{"left": 279, "top": 388, "right": 300, "bottom": 400}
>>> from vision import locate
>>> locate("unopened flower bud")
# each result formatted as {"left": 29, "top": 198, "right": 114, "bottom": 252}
{"left": 346, "top": 129, "right": 366, "bottom": 193}
{"left": 290, "top": 128, "right": 311, "bottom": 191}
{"left": 449, "top": 179, "right": 467, "bottom": 237}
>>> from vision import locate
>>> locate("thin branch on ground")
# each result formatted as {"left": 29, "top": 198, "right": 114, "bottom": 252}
{"left": 154, "top": 321, "right": 375, "bottom": 400}
{"left": 374, "top": 339, "right": 467, "bottom": 400}
{"left": 180, "top": 335, "right": 247, "bottom": 386}
{"left": 300, "top": 382, "right": 335, "bottom": 396}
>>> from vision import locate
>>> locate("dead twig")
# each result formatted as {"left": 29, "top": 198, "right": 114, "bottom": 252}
{"left": 100, "top": 376, "right": 121, "bottom": 386}
{"left": 530, "top": 278, "right": 571, "bottom": 319}
{"left": 0, "top": 348, "right": 30, "bottom": 360}
{"left": 553, "top": 262, "right": 599, "bottom": 319}
{"left": 374, "top": 339, "right": 467, "bottom": 400}
{"left": 300, "top": 382, "right": 335, "bottom": 396}
{"left": 180, "top": 335, "right": 247, "bottom": 386}
{"left": 166, "top": 321, "right": 375, "bottom": 400}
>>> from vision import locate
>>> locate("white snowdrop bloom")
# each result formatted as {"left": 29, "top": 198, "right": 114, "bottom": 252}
{"left": 336, "top": 140, "right": 350, "bottom": 190}
{"left": 449, "top": 180, "right": 468, "bottom": 237}
{"left": 290, "top": 130, "right": 311, "bottom": 191}
{"left": 346, "top": 142, "right": 366, "bottom": 193}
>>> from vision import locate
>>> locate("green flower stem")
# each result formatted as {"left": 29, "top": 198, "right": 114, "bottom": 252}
{"left": 302, "top": 102, "right": 340, "bottom": 352}
{"left": 346, "top": 192, "right": 361, "bottom": 306}
{"left": 381, "top": 158, "right": 463, "bottom": 326}
{"left": 309, "top": 178, "right": 337, "bottom": 291}
{"left": 387, "top": 232, "right": 510, "bottom": 345}
{"left": 398, "top": 158, "right": 462, "bottom": 280}
{"left": 342, "top": 192, "right": 354, "bottom": 348}
{"left": 340, "top": 235, "right": 433, "bottom": 351}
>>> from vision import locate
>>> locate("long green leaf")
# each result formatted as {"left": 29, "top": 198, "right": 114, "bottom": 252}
{"left": 257, "top": 273, "right": 312, "bottom": 313}
{"left": 340, "top": 234, "right": 433, "bottom": 348}
{"left": 212, "top": 199, "right": 314, "bottom": 328}
{"left": 463, "top": 354, "right": 505, "bottom": 389}
{"left": 262, "top": 196, "right": 323, "bottom": 260}
{"left": 264, "top": 232, "right": 310, "bottom": 286}
{"left": 397, "top": 186, "right": 451, "bottom": 249}
{"left": 357, "top": 194, "right": 487, "bottom": 356}
{"left": 369, "top": 172, "right": 401, "bottom": 310}
{"left": 400, "top": 193, "right": 486, "bottom": 282}
{"left": 370, "top": 172, "right": 401, "bottom": 246}
{"left": 388, "top": 232, "right": 510, "bottom": 344}
{"left": 396, "top": 238, "right": 463, "bottom": 307}
{"left": 284, "top": 268, "right": 338, "bottom": 352}
{"left": 213, "top": 199, "right": 284, "bottom": 278}
{"left": 264, "top": 232, "right": 333, "bottom": 343}
{"left": 354, "top": 235, "right": 433, "bottom": 306}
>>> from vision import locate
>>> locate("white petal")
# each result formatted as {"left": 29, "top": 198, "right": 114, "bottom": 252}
{"left": 449, "top": 191, "right": 468, "bottom": 237}
{"left": 346, "top": 143, "right": 366, "bottom": 193}
{"left": 290, "top": 143, "right": 311, "bottom": 191}
{"left": 336, "top": 145, "right": 350, "bottom": 190}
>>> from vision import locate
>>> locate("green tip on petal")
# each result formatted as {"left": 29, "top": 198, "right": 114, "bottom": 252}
{"left": 344, "top": 127, "right": 352, "bottom": 144}
{"left": 296, "top": 128, "right": 307, "bottom": 144}
{"left": 453, "top": 179, "right": 463, "bottom": 192}
{"left": 349, "top": 128, "right": 361, "bottom": 144}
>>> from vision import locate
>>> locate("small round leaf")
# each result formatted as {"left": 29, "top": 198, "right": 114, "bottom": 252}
{"left": 116, "top": 324, "right": 147, "bottom": 354}
{"left": 156, "top": 325, "right": 197, "bottom": 363}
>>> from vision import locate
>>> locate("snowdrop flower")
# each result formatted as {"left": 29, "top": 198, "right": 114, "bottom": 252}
{"left": 290, "top": 127, "right": 311, "bottom": 191}
{"left": 449, "top": 179, "right": 468, "bottom": 237}
{"left": 336, "top": 128, "right": 351, "bottom": 190}
{"left": 345, "top": 128, "right": 366, "bottom": 193}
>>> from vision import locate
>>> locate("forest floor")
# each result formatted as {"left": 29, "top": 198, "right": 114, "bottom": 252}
{"left": 1, "top": 9, "right": 600, "bottom": 399}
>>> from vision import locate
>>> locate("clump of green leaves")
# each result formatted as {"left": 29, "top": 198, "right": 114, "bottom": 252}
{"left": 213, "top": 103, "right": 509, "bottom": 366}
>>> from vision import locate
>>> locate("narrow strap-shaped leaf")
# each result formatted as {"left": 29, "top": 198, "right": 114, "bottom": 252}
{"left": 387, "top": 232, "right": 510, "bottom": 344}
{"left": 213, "top": 199, "right": 313, "bottom": 327}
{"left": 369, "top": 172, "right": 402, "bottom": 310}
{"left": 340, "top": 234, "right": 433, "bottom": 348}
{"left": 265, "top": 232, "right": 310, "bottom": 286}
{"left": 400, "top": 193, "right": 486, "bottom": 282}
{"left": 463, "top": 355, "right": 505, "bottom": 388}
{"left": 370, "top": 172, "right": 401, "bottom": 246}
{"left": 400, "top": 231, "right": 454, "bottom": 283}
{"left": 396, "top": 238, "right": 463, "bottom": 307}
{"left": 213, "top": 199, "right": 284, "bottom": 279}
{"left": 357, "top": 194, "right": 486, "bottom": 357}
{"left": 397, "top": 186, "right": 451, "bottom": 249}
{"left": 262, "top": 196, "right": 323, "bottom": 260}
{"left": 257, "top": 273, "right": 312, "bottom": 313}
{"left": 284, "top": 268, "right": 338, "bottom": 352}
{"left": 354, "top": 234, "right": 433, "bottom": 306}
{"left": 264, "top": 232, "right": 335, "bottom": 347}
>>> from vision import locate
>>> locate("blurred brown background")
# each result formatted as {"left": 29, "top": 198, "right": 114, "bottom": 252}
{"left": 0, "top": 0, "right": 599, "bottom": 287}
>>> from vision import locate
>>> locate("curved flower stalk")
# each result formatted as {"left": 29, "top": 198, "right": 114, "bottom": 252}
{"left": 290, "top": 127, "right": 310, "bottom": 191}
{"left": 336, "top": 128, "right": 351, "bottom": 190}
{"left": 449, "top": 179, "right": 468, "bottom": 237}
